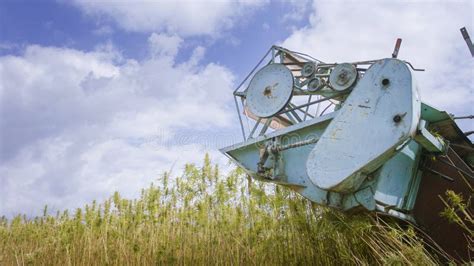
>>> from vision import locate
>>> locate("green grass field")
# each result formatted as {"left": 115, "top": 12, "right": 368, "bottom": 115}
{"left": 0, "top": 155, "right": 449, "bottom": 265}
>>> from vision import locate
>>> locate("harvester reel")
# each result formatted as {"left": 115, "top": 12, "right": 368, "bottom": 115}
{"left": 245, "top": 63, "right": 294, "bottom": 118}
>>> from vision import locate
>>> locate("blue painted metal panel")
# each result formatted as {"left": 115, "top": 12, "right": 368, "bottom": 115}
{"left": 306, "top": 59, "right": 421, "bottom": 193}
{"left": 373, "top": 141, "right": 421, "bottom": 209}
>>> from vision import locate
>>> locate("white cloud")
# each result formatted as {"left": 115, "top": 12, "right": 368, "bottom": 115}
{"left": 281, "top": 0, "right": 311, "bottom": 23}
{"left": 0, "top": 36, "right": 237, "bottom": 217}
{"left": 0, "top": 42, "right": 19, "bottom": 52}
{"left": 3, "top": 0, "right": 472, "bottom": 218}
{"left": 72, "top": 0, "right": 268, "bottom": 36}
{"left": 281, "top": 0, "right": 473, "bottom": 117}
{"left": 92, "top": 25, "right": 114, "bottom": 36}
{"left": 148, "top": 33, "right": 183, "bottom": 59}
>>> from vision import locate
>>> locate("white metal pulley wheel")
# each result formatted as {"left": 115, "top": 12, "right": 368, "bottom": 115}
{"left": 245, "top": 64, "right": 294, "bottom": 118}
{"left": 301, "top": 62, "right": 316, "bottom": 78}
{"left": 308, "top": 78, "right": 323, "bottom": 92}
{"left": 329, "top": 63, "right": 358, "bottom": 91}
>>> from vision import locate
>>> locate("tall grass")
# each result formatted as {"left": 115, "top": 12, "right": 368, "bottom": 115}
{"left": 0, "top": 155, "right": 440, "bottom": 265}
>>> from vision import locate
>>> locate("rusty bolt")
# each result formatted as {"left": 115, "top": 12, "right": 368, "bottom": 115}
{"left": 393, "top": 114, "right": 402, "bottom": 123}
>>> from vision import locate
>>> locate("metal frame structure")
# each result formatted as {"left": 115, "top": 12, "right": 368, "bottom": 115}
{"left": 233, "top": 46, "right": 424, "bottom": 141}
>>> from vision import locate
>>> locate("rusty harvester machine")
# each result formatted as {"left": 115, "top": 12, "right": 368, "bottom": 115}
{"left": 220, "top": 37, "right": 473, "bottom": 261}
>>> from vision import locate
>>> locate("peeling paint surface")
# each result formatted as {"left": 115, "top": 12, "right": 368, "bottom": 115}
{"left": 306, "top": 59, "right": 421, "bottom": 193}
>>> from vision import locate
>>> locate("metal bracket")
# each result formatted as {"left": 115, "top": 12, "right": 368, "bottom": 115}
{"left": 257, "top": 137, "right": 319, "bottom": 179}
{"left": 257, "top": 138, "right": 283, "bottom": 180}
{"left": 414, "top": 120, "right": 446, "bottom": 153}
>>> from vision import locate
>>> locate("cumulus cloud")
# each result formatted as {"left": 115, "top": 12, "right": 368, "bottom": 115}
{"left": 2, "top": 0, "right": 472, "bottom": 218}
{"left": 281, "top": 0, "right": 473, "bottom": 116}
{"left": 72, "top": 0, "right": 268, "bottom": 36}
{"left": 92, "top": 25, "right": 113, "bottom": 36}
{"left": 0, "top": 35, "right": 237, "bottom": 217}
{"left": 281, "top": 0, "right": 311, "bottom": 23}
{"left": 148, "top": 33, "right": 183, "bottom": 58}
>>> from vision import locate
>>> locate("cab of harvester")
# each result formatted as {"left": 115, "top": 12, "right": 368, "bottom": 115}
{"left": 220, "top": 42, "right": 473, "bottom": 261}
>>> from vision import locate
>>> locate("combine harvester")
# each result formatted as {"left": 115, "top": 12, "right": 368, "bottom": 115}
{"left": 221, "top": 35, "right": 473, "bottom": 261}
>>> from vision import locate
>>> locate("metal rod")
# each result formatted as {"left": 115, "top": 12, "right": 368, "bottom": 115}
{"left": 423, "top": 167, "right": 454, "bottom": 182}
{"left": 276, "top": 93, "right": 344, "bottom": 116}
{"left": 304, "top": 112, "right": 315, "bottom": 119}
{"left": 259, "top": 118, "right": 272, "bottom": 136}
{"left": 273, "top": 46, "right": 324, "bottom": 63}
{"left": 449, "top": 143, "right": 474, "bottom": 152}
{"left": 233, "top": 47, "right": 272, "bottom": 94}
{"left": 453, "top": 115, "right": 474, "bottom": 120}
{"left": 284, "top": 110, "right": 298, "bottom": 123}
{"left": 304, "top": 95, "right": 313, "bottom": 121}
{"left": 317, "top": 60, "right": 378, "bottom": 67}
{"left": 287, "top": 103, "right": 303, "bottom": 122}
{"left": 460, "top": 27, "right": 474, "bottom": 57}
{"left": 319, "top": 102, "right": 334, "bottom": 116}
{"left": 294, "top": 73, "right": 330, "bottom": 79}
{"left": 278, "top": 138, "right": 318, "bottom": 151}
{"left": 248, "top": 118, "right": 262, "bottom": 139}
{"left": 241, "top": 97, "right": 252, "bottom": 137}
{"left": 314, "top": 95, "right": 321, "bottom": 118}
{"left": 392, "top": 38, "right": 402, "bottom": 58}
{"left": 437, "top": 157, "right": 474, "bottom": 179}
{"left": 289, "top": 109, "right": 302, "bottom": 122}
{"left": 290, "top": 101, "right": 315, "bottom": 119}
{"left": 403, "top": 61, "right": 425, "bottom": 71}
{"left": 234, "top": 95, "right": 246, "bottom": 140}
{"left": 282, "top": 62, "right": 305, "bottom": 66}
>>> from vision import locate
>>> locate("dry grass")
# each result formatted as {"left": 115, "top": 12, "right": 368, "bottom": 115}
{"left": 0, "top": 155, "right": 441, "bottom": 265}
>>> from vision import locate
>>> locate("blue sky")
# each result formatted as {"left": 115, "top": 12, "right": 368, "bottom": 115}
{"left": 1, "top": 0, "right": 310, "bottom": 77}
{"left": 0, "top": 0, "right": 472, "bottom": 217}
